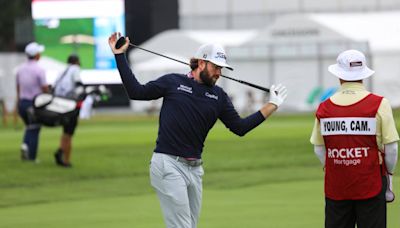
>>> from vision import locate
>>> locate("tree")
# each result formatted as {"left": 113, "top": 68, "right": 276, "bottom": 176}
{"left": 0, "top": 0, "right": 31, "bottom": 51}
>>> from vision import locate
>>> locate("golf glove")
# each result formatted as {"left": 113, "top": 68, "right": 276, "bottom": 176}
{"left": 269, "top": 84, "right": 288, "bottom": 107}
{"left": 386, "top": 174, "right": 395, "bottom": 203}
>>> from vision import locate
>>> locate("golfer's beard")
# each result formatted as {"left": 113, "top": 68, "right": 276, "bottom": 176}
{"left": 200, "top": 69, "right": 216, "bottom": 87}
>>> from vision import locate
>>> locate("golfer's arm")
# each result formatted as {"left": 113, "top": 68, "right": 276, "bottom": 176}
{"left": 115, "top": 53, "right": 143, "bottom": 98}
{"left": 220, "top": 95, "right": 266, "bottom": 136}
{"left": 115, "top": 54, "right": 166, "bottom": 100}
{"left": 259, "top": 103, "right": 278, "bottom": 119}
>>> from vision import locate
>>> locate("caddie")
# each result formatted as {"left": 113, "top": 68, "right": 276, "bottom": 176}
{"left": 310, "top": 49, "right": 399, "bottom": 228}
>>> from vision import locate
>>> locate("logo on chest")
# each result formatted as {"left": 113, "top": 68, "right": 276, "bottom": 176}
{"left": 205, "top": 92, "right": 218, "bottom": 100}
{"left": 177, "top": 84, "right": 193, "bottom": 94}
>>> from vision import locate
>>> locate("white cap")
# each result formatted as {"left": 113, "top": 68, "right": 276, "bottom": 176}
{"left": 194, "top": 43, "right": 233, "bottom": 71}
{"left": 25, "top": 42, "right": 45, "bottom": 57}
{"left": 328, "top": 49, "right": 374, "bottom": 81}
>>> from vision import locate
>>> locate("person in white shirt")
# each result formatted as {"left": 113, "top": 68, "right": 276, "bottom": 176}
{"left": 53, "top": 54, "right": 83, "bottom": 167}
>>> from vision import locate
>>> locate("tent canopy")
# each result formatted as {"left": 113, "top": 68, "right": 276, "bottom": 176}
{"left": 129, "top": 29, "right": 258, "bottom": 65}
{"left": 310, "top": 11, "right": 400, "bottom": 52}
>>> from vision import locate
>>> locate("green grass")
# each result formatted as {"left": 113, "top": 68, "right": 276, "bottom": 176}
{"left": 0, "top": 112, "right": 399, "bottom": 227}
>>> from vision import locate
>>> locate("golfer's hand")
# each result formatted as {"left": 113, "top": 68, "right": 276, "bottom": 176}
{"left": 269, "top": 84, "right": 287, "bottom": 107}
{"left": 108, "top": 32, "right": 129, "bottom": 54}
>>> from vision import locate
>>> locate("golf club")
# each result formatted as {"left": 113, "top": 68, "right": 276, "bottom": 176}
{"left": 115, "top": 36, "right": 270, "bottom": 93}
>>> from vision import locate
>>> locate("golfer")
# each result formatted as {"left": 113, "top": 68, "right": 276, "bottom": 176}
{"left": 310, "top": 49, "right": 399, "bottom": 228}
{"left": 108, "top": 32, "right": 287, "bottom": 228}
{"left": 16, "top": 42, "right": 49, "bottom": 161}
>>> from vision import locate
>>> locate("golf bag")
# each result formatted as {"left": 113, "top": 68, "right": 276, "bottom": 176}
{"left": 32, "top": 93, "right": 80, "bottom": 127}
{"left": 31, "top": 85, "right": 111, "bottom": 127}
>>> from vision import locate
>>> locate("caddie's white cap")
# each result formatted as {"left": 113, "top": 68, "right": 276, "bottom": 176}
{"left": 25, "top": 42, "right": 45, "bottom": 57}
{"left": 328, "top": 49, "right": 374, "bottom": 81}
{"left": 194, "top": 43, "right": 233, "bottom": 71}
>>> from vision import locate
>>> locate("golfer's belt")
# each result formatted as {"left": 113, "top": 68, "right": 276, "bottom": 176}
{"left": 168, "top": 154, "right": 203, "bottom": 167}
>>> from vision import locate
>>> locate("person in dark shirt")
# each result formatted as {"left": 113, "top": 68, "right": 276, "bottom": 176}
{"left": 108, "top": 32, "right": 287, "bottom": 228}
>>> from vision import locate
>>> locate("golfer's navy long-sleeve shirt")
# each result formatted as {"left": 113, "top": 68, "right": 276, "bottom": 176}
{"left": 115, "top": 54, "right": 265, "bottom": 158}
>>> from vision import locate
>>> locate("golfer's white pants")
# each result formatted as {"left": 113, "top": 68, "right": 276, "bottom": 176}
{"left": 150, "top": 152, "right": 204, "bottom": 228}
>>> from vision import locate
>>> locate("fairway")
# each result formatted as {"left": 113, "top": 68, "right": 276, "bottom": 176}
{"left": 0, "top": 113, "right": 399, "bottom": 227}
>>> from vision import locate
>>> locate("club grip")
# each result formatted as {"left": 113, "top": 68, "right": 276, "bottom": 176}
{"left": 115, "top": 36, "right": 126, "bottom": 49}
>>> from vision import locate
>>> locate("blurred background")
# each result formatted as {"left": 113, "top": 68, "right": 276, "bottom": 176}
{"left": 2, "top": 1, "right": 400, "bottom": 227}
{"left": 1, "top": 0, "right": 400, "bottom": 115}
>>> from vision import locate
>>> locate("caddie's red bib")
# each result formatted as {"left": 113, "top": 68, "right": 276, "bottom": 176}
{"left": 316, "top": 93, "right": 383, "bottom": 200}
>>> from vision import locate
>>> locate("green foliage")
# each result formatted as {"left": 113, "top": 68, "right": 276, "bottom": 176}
{"left": 0, "top": 113, "right": 399, "bottom": 227}
{"left": 34, "top": 18, "right": 95, "bottom": 68}
{"left": 0, "top": 0, "right": 31, "bottom": 51}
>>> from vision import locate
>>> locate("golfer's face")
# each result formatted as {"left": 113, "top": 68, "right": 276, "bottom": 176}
{"left": 201, "top": 61, "right": 222, "bottom": 86}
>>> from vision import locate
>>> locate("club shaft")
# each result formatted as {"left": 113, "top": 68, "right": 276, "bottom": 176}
{"left": 129, "top": 43, "right": 189, "bottom": 66}
{"left": 127, "top": 43, "right": 270, "bottom": 93}
{"left": 220, "top": 75, "right": 270, "bottom": 92}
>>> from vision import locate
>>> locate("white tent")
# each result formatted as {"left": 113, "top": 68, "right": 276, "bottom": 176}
{"left": 311, "top": 11, "right": 400, "bottom": 52}
{"left": 310, "top": 11, "right": 400, "bottom": 107}
{"left": 129, "top": 11, "right": 400, "bottom": 113}
{"left": 129, "top": 29, "right": 258, "bottom": 64}
{"left": 227, "top": 14, "right": 370, "bottom": 112}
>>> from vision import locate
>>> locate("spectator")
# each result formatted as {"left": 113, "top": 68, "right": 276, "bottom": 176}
{"left": 242, "top": 90, "right": 256, "bottom": 114}
{"left": 0, "top": 98, "right": 18, "bottom": 128}
{"left": 16, "top": 42, "right": 49, "bottom": 161}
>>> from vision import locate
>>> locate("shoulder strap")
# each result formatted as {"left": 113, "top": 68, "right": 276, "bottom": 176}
{"left": 53, "top": 66, "right": 70, "bottom": 89}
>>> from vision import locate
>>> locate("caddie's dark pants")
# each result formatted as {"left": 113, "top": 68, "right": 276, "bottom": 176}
{"left": 325, "top": 176, "right": 387, "bottom": 228}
